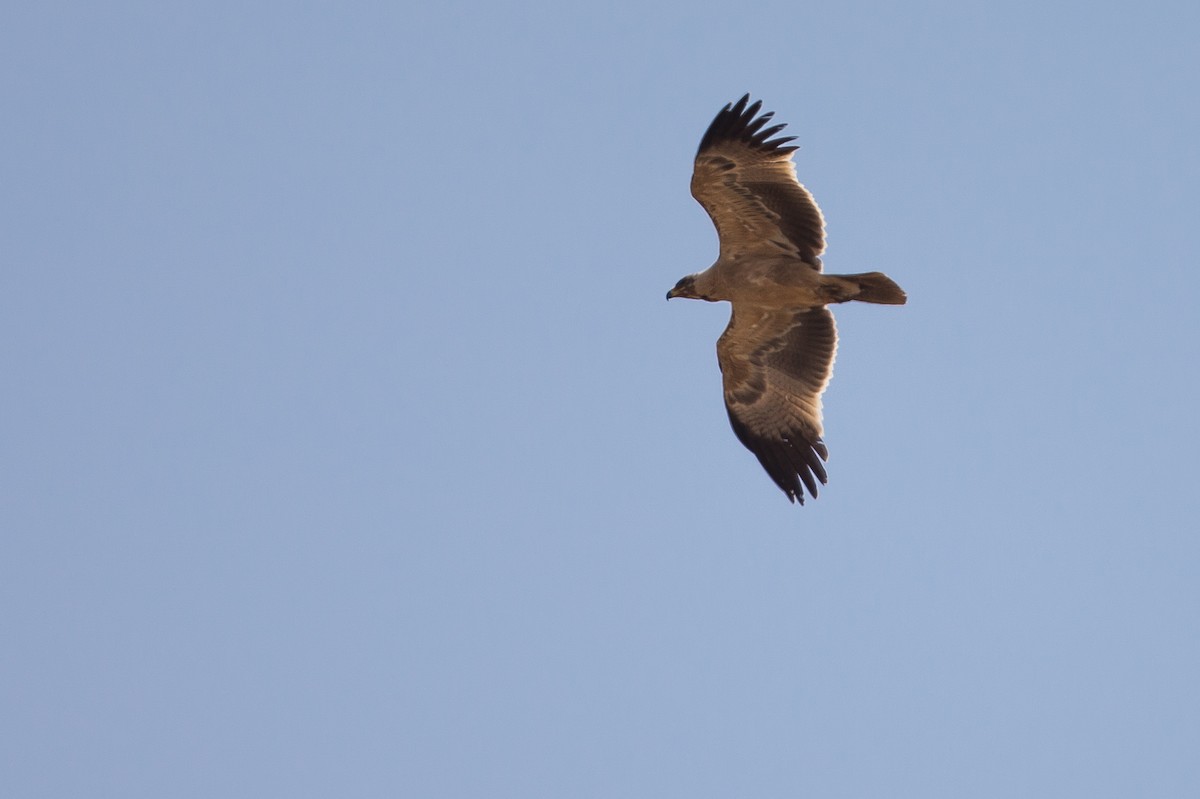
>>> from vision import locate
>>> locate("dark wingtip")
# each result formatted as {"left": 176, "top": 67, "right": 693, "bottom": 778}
{"left": 725, "top": 409, "right": 829, "bottom": 505}
{"left": 697, "top": 95, "right": 797, "bottom": 158}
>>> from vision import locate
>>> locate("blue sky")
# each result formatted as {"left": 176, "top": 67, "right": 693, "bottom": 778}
{"left": 4, "top": 1, "right": 1199, "bottom": 796}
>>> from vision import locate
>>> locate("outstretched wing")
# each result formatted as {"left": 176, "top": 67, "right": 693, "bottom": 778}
{"left": 717, "top": 306, "right": 838, "bottom": 503}
{"left": 691, "top": 95, "right": 826, "bottom": 268}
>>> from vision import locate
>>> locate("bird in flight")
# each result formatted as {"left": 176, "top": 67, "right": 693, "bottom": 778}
{"left": 667, "top": 95, "right": 906, "bottom": 504}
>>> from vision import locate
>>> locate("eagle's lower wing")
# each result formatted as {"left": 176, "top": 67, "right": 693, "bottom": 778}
{"left": 691, "top": 95, "right": 825, "bottom": 268}
{"left": 717, "top": 306, "right": 838, "bottom": 503}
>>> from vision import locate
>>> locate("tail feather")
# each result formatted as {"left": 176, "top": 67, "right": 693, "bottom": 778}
{"left": 824, "top": 272, "right": 907, "bottom": 305}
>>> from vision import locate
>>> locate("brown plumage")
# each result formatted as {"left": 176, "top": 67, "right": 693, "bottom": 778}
{"left": 667, "top": 95, "right": 906, "bottom": 504}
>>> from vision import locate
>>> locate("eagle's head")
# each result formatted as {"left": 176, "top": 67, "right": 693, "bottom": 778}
{"left": 666, "top": 275, "right": 701, "bottom": 300}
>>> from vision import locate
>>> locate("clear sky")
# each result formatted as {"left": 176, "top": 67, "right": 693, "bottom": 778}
{"left": 3, "top": 1, "right": 1199, "bottom": 796}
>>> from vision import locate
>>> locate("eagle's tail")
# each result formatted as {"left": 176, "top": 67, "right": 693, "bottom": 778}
{"left": 822, "top": 272, "right": 907, "bottom": 305}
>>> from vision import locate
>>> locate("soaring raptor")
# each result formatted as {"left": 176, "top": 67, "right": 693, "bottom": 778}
{"left": 667, "top": 95, "right": 906, "bottom": 504}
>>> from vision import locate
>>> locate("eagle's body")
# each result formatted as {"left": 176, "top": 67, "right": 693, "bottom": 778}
{"left": 667, "top": 95, "right": 906, "bottom": 504}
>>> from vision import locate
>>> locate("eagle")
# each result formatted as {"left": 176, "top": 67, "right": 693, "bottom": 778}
{"left": 667, "top": 95, "right": 906, "bottom": 504}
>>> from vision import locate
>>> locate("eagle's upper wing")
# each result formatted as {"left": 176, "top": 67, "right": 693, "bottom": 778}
{"left": 691, "top": 95, "right": 826, "bottom": 268}
{"left": 717, "top": 305, "right": 838, "bottom": 503}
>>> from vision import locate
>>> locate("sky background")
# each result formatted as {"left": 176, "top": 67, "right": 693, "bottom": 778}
{"left": 3, "top": 1, "right": 1199, "bottom": 796}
